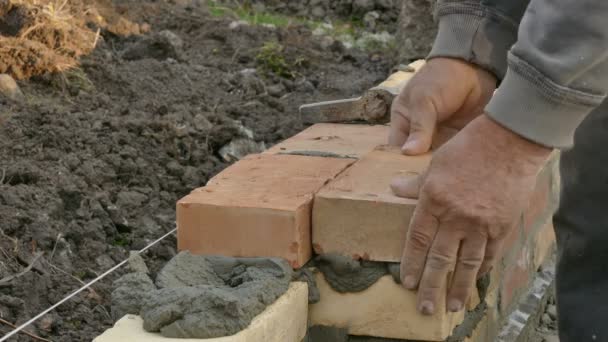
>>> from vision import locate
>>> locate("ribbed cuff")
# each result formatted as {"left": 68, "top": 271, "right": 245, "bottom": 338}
{"left": 486, "top": 55, "right": 603, "bottom": 149}
{"left": 428, "top": 10, "right": 518, "bottom": 80}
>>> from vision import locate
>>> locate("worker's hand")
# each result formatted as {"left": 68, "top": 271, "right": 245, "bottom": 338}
{"left": 391, "top": 115, "right": 551, "bottom": 315}
{"left": 389, "top": 58, "right": 497, "bottom": 154}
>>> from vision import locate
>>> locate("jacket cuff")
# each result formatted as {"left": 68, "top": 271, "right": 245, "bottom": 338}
{"left": 428, "top": 6, "right": 518, "bottom": 80}
{"left": 486, "top": 54, "right": 604, "bottom": 149}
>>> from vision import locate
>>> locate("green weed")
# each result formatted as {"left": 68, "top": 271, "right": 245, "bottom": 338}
{"left": 256, "top": 41, "right": 296, "bottom": 78}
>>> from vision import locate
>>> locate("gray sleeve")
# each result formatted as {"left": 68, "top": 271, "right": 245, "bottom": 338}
{"left": 485, "top": 0, "right": 608, "bottom": 149}
{"left": 428, "top": 0, "right": 530, "bottom": 79}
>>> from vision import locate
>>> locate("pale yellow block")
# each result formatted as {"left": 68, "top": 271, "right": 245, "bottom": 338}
{"left": 309, "top": 273, "right": 464, "bottom": 341}
{"left": 94, "top": 282, "right": 308, "bottom": 342}
{"left": 534, "top": 220, "right": 556, "bottom": 271}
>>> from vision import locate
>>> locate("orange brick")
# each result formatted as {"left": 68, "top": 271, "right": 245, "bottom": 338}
{"left": 264, "top": 123, "right": 389, "bottom": 159}
{"left": 312, "top": 146, "right": 430, "bottom": 262}
{"left": 177, "top": 154, "right": 353, "bottom": 268}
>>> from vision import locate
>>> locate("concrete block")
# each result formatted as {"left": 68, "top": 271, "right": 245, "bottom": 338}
{"left": 177, "top": 154, "right": 353, "bottom": 268}
{"left": 94, "top": 282, "right": 308, "bottom": 342}
{"left": 309, "top": 272, "right": 464, "bottom": 341}
{"left": 264, "top": 123, "right": 389, "bottom": 159}
{"left": 312, "top": 146, "right": 431, "bottom": 261}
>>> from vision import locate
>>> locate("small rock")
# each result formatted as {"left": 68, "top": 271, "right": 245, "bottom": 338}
{"left": 193, "top": 113, "right": 213, "bottom": 131}
{"left": 296, "top": 80, "right": 315, "bottom": 93}
{"left": 363, "top": 11, "right": 380, "bottom": 30}
{"left": 319, "top": 36, "right": 336, "bottom": 50}
{"left": 261, "top": 23, "right": 276, "bottom": 30}
{"left": 122, "top": 30, "right": 183, "bottom": 61}
{"left": 219, "top": 138, "right": 266, "bottom": 162}
{"left": 543, "top": 335, "right": 560, "bottom": 342}
{"left": 95, "top": 254, "right": 116, "bottom": 270}
{"left": 229, "top": 20, "right": 249, "bottom": 30}
{"left": 541, "top": 313, "right": 553, "bottom": 326}
{"left": 311, "top": 6, "right": 325, "bottom": 18}
{"left": 547, "top": 304, "right": 558, "bottom": 320}
{"left": 267, "top": 83, "right": 286, "bottom": 97}
{"left": 353, "top": 0, "right": 374, "bottom": 13}
{"left": 0, "top": 74, "right": 24, "bottom": 101}
{"left": 37, "top": 314, "right": 57, "bottom": 332}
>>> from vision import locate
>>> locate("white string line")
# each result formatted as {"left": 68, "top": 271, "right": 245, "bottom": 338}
{"left": 0, "top": 228, "right": 177, "bottom": 342}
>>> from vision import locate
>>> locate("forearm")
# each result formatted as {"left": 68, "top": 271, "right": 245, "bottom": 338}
{"left": 428, "top": 0, "right": 530, "bottom": 79}
{"left": 486, "top": 0, "right": 608, "bottom": 148}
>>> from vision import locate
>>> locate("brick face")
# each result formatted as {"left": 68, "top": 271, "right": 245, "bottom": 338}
{"left": 309, "top": 272, "right": 464, "bottom": 341}
{"left": 177, "top": 154, "right": 353, "bottom": 268}
{"left": 312, "top": 146, "right": 431, "bottom": 261}
{"left": 264, "top": 123, "right": 389, "bottom": 159}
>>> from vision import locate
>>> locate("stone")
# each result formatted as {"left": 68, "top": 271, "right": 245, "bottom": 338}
{"left": 312, "top": 146, "right": 430, "bottom": 261}
{"left": 363, "top": 11, "right": 380, "bottom": 30}
{"left": 96, "top": 282, "right": 308, "bottom": 342}
{"left": 122, "top": 30, "right": 184, "bottom": 61}
{"left": 0, "top": 74, "right": 24, "bottom": 101}
{"left": 218, "top": 138, "right": 266, "bottom": 162}
{"left": 177, "top": 154, "right": 354, "bottom": 268}
{"left": 267, "top": 83, "right": 286, "bottom": 97}
{"left": 264, "top": 123, "right": 389, "bottom": 159}
{"left": 546, "top": 304, "right": 557, "bottom": 320}
{"left": 309, "top": 271, "right": 464, "bottom": 341}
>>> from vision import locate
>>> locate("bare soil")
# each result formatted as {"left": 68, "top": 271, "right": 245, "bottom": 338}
{"left": 0, "top": 1, "right": 392, "bottom": 340}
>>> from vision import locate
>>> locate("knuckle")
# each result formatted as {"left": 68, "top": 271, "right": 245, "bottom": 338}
{"left": 457, "top": 256, "right": 483, "bottom": 271}
{"left": 427, "top": 250, "right": 455, "bottom": 270}
{"left": 407, "top": 229, "right": 433, "bottom": 251}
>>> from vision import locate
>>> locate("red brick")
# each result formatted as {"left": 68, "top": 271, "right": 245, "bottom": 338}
{"left": 177, "top": 154, "right": 353, "bottom": 268}
{"left": 312, "top": 146, "right": 430, "bottom": 262}
{"left": 264, "top": 123, "right": 389, "bottom": 159}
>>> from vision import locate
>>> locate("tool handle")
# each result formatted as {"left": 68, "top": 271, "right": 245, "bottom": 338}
{"left": 371, "top": 60, "right": 426, "bottom": 95}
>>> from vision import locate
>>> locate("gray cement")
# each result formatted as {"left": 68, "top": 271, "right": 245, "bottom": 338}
{"left": 111, "top": 251, "right": 292, "bottom": 339}
{"left": 293, "top": 267, "right": 320, "bottom": 303}
{"left": 315, "top": 254, "right": 400, "bottom": 293}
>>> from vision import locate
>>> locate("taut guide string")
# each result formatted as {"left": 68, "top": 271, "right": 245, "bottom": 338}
{"left": 0, "top": 228, "right": 178, "bottom": 341}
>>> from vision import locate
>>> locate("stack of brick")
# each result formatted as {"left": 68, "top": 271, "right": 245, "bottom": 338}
{"left": 174, "top": 122, "right": 559, "bottom": 342}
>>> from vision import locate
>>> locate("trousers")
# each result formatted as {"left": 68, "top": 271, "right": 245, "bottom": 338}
{"left": 554, "top": 100, "right": 608, "bottom": 341}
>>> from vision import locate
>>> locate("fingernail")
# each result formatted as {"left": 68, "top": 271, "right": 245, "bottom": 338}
{"left": 403, "top": 276, "right": 416, "bottom": 289}
{"left": 419, "top": 300, "right": 435, "bottom": 315}
{"left": 448, "top": 299, "right": 463, "bottom": 312}
{"left": 402, "top": 140, "right": 417, "bottom": 153}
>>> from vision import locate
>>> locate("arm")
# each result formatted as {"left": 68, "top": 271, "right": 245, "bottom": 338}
{"left": 392, "top": 0, "right": 608, "bottom": 315}
{"left": 429, "top": 0, "right": 530, "bottom": 80}
{"left": 486, "top": 0, "right": 608, "bottom": 148}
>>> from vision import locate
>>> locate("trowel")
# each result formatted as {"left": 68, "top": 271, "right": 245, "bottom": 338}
{"left": 299, "top": 60, "right": 425, "bottom": 124}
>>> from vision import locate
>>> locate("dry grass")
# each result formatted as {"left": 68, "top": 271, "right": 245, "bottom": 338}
{"left": 0, "top": 0, "right": 140, "bottom": 80}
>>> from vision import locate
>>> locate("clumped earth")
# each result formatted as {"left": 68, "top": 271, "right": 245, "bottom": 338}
{"left": 112, "top": 252, "right": 292, "bottom": 339}
{"left": 0, "top": 0, "right": 391, "bottom": 340}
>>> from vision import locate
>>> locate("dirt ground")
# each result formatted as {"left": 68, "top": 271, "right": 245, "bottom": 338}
{"left": 0, "top": 1, "right": 394, "bottom": 340}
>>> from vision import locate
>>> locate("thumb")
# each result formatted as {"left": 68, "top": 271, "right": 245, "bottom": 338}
{"left": 390, "top": 174, "right": 422, "bottom": 199}
{"left": 401, "top": 109, "right": 436, "bottom": 155}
